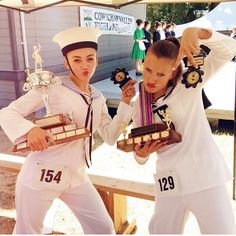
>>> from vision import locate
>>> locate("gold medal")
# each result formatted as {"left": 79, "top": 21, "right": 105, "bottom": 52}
{"left": 111, "top": 67, "right": 133, "bottom": 90}
{"left": 181, "top": 50, "right": 206, "bottom": 88}
{"left": 182, "top": 67, "right": 204, "bottom": 88}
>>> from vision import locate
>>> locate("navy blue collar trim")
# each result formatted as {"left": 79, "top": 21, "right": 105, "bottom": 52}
{"left": 163, "top": 85, "right": 175, "bottom": 100}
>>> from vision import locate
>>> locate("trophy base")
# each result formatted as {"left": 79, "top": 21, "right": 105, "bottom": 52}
{"left": 33, "top": 113, "right": 66, "bottom": 129}
{"left": 12, "top": 126, "right": 90, "bottom": 152}
{"left": 12, "top": 114, "right": 91, "bottom": 153}
{"left": 117, "top": 124, "right": 182, "bottom": 153}
{"left": 130, "top": 123, "right": 167, "bottom": 138}
{"left": 120, "top": 78, "right": 133, "bottom": 91}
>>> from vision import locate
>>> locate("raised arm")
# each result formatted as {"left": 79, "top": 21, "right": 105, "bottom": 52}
{"left": 97, "top": 80, "right": 136, "bottom": 145}
{"left": 173, "top": 27, "right": 213, "bottom": 69}
{"left": 173, "top": 27, "right": 236, "bottom": 84}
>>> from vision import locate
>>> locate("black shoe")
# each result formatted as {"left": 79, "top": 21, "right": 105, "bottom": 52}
{"left": 135, "top": 72, "right": 142, "bottom": 76}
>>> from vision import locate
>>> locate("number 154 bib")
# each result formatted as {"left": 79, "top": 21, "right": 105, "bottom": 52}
{"left": 32, "top": 162, "right": 70, "bottom": 191}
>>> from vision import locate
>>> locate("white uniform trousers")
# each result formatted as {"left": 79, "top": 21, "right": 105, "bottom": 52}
{"left": 149, "top": 185, "right": 236, "bottom": 234}
{"left": 14, "top": 181, "right": 114, "bottom": 234}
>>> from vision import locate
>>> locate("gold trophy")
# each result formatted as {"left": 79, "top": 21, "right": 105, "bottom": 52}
{"left": 111, "top": 67, "right": 134, "bottom": 90}
{"left": 117, "top": 108, "right": 181, "bottom": 152}
{"left": 116, "top": 82, "right": 181, "bottom": 153}
{"left": 13, "top": 44, "right": 90, "bottom": 152}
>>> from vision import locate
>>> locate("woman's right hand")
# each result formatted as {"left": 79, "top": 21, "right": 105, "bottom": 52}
{"left": 134, "top": 139, "right": 167, "bottom": 158}
{"left": 27, "top": 127, "right": 55, "bottom": 151}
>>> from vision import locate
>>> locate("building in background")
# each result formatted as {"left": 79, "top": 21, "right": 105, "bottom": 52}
{"left": 0, "top": 4, "right": 146, "bottom": 108}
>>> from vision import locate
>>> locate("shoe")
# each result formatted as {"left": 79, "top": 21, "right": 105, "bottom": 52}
{"left": 135, "top": 72, "right": 142, "bottom": 76}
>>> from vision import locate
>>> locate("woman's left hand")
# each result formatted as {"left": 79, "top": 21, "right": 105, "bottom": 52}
{"left": 121, "top": 79, "right": 137, "bottom": 105}
{"left": 134, "top": 139, "right": 168, "bottom": 157}
{"left": 173, "top": 27, "right": 212, "bottom": 70}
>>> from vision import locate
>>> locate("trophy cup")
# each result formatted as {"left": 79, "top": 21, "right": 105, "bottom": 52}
{"left": 116, "top": 81, "right": 182, "bottom": 152}
{"left": 110, "top": 67, "right": 134, "bottom": 90}
{"left": 181, "top": 49, "right": 206, "bottom": 88}
{"left": 13, "top": 44, "right": 90, "bottom": 152}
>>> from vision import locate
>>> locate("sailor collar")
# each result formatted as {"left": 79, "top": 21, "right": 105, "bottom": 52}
{"left": 60, "top": 76, "right": 101, "bottom": 99}
{"left": 153, "top": 84, "right": 176, "bottom": 102}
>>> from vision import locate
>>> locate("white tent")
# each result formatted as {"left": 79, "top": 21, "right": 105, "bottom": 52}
{"left": 175, "top": 1, "right": 236, "bottom": 37}
{"left": 0, "top": 0, "right": 233, "bottom": 13}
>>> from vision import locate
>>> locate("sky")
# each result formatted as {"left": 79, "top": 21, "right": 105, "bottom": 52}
{"left": 175, "top": 1, "right": 236, "bottom": 37}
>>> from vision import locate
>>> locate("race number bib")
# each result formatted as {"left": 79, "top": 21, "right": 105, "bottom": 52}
{"left": 33, "top": 162, "right": 70, "bottom": 191}
{"left": 154, "top": 170, "right": 179, "bottom": 197}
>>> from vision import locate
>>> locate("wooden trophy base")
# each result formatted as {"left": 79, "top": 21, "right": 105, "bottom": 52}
{"left": 120, "top": 78, "right": 133, "bottom": 91}
{"left": 117, "top": 123, "right": 181, "bottom": 152}
{"left": 32, "top": 114, "right": 66, "bottom": 129}
{"left": 13, "top": 114, "right": 91, "bottom": 152}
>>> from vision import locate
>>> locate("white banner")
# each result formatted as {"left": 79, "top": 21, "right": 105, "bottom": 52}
{"left": 80, "top": 6, "right": 136, "bottom": 35}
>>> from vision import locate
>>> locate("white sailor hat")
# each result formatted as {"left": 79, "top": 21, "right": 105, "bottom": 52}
{"left": 53, "top": 27, "right": 101, "bottom": 56}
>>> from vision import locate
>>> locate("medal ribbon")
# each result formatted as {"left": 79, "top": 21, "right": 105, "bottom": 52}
{"left": 139, "top": 81, "right": 153, "bottom": 126}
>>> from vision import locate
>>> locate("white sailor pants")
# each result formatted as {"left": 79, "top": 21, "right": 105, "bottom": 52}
{"left": 14, "top": 181, "right": 114, "bottom": 234}
{"left": 149, "top": 185, "right": 236, "bottom": 234}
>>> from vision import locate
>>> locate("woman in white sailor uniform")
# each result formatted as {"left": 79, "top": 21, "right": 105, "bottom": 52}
{"left": 0, "top": 27, "right": 136, "bottom": 234}
{"left": 132, "top": 27, "right": 236, "bottom": 233}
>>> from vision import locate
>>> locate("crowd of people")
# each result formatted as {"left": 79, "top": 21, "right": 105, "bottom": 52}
{"left": 131, "top": 19, "right": 176, "bottom": 76}
{"left": 131, "top": 19, "right": 175, "bottom": 76}
{"left": 132, "top": 19, "right": 236, "bottom": 76}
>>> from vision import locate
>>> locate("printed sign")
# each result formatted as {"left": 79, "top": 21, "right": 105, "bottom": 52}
{"left": 80, "top": 6, "right": 135, "bottom": 35}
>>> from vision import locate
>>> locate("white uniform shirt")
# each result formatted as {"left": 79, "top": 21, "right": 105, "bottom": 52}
{"left": 0, "top": 80, "right": 133, "bottom": 190}
{"left": 132, "top": 31, "right": 236, "bottom": 196}
{"left": 160, "top": 30, "right": 166, "bottom": 40}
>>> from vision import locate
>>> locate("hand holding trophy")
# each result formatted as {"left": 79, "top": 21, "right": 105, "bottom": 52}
{"left": 181, "top": 49, "right": 206, "bottom": 88}
{"left": 116, "top": 81, "right": 182, "bottom": 152}
{"left": 13, "top": 44, "right": 90, "bottom": 152}
{"left": 111, "top": 67, "right": 134, "bottom": 90}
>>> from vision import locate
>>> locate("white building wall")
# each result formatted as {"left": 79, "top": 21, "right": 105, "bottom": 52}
{"left": 0, "top": 4, "right": 146, "bottom": 107}
{"left": 0, "top": 9, "right": 13, "bottom": 71}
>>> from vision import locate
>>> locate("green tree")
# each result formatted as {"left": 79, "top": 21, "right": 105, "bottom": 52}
{"left": 147, "top": 3, "right": 217, "bottom": 27}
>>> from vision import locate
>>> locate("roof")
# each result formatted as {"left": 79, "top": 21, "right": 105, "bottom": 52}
{"left": 0, "top": 0, "right": 232, "bottom": 13}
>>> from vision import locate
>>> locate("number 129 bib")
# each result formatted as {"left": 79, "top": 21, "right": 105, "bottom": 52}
{"left": 154, "top": 170, "right": 179, "bottom": 197}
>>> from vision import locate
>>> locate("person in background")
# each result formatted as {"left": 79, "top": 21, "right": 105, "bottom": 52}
{"left": 143, "top": 20, "right": 152, "bottom": 55}
{"left": 230, "top": 27, "right": 236, "bottom": 60}
{"left": 230, "top": 26, "right": 236, "bottom": 39}
{"left": 132, "top": 27, "right": 236, "bottom": 234}
{"left": 161, "top": 21, "right": 167, "bottom": 39}
{"left": 153, "top": 21, "right": 162, "bottom": 43}
{"left": 131, "top": 19, "right": 146, "bottom": 76}
{"left": 165, "top": 23, "right": 173, "bottom": 39}
{"left": 170, "top": 22, "right": 176, "bottom": 37}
